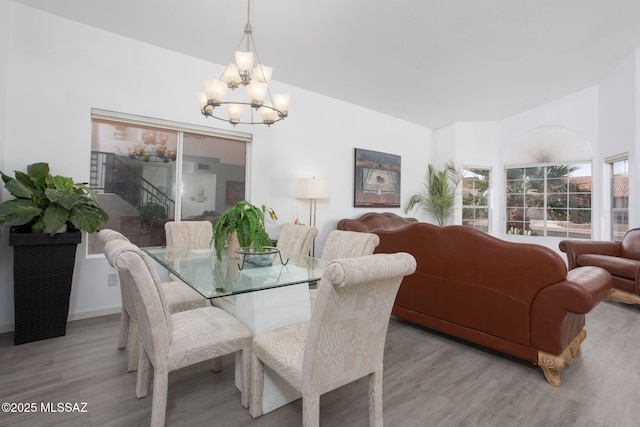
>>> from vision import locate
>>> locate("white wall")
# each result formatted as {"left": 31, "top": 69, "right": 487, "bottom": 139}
{"left": 599, "top": 49, "right": 638, "bottom": 229}
{"left": 434, "top": 122, "right": 501, "bottom": 228}
{"left": 0, "top": 0, "right": 12, "bottom": 333}
{"left": 0, "top": 4, "right": 432, "bottom": 331}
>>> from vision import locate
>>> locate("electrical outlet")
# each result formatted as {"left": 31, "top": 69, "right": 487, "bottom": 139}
{"left": 108, "top": 273, "right": 118, "bottom": 287}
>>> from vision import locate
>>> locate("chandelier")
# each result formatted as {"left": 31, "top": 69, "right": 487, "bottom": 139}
{"left": 128, "top": 131, "right": 176, "bottom": 163}
{"left": 197, "top": 0, "right": 290, "bottom": 126}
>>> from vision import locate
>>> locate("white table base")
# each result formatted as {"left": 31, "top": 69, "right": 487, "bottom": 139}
{"left": 234, "top": 282, "right": 311, "bottom": 414}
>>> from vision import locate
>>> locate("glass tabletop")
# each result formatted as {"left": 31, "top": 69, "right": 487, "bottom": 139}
{"left": 141, "top": 245, "right": 328, "bottom": 299}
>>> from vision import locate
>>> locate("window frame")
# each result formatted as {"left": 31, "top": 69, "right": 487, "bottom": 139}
{"left": 88, "top": 109, "right": 252, "bottom": 256}
{"left": 606, "top": 154, "right": 629, "bottom": 241}
{"left": 504, "top": 162, "right": 592, "bottom": 239}
{"left": 461, "top": 166, "right": 491, "bottom": 233}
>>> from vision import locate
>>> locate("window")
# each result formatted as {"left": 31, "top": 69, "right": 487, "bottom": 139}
{"left": 88, "top": 111, "right": 250, "bottom": 255}
{"left": 461, "top": 167, "right": 490, "bottom": 232}
{"left": 505, "top": 163, "right": 591, "bottom": 238}
{"left": 609, "top": 157, "right": 629, "bottom": 241}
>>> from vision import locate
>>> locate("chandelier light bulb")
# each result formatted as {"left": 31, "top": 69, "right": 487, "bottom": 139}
{"left": 228, "top": 104, "right": 244, "bottom": 125}
{"left": 259, "top": 106, "right": 277, "bottom": 125}
{"left": 197, "top": 92, "right": 208, "bottom": 109}
{"left": 235, "top": 51, "right": 255, "bottom": 74}
{"left": 246, "top": 81, "right": 268, "bottom": 107}
{"left": 273, "top": 94, "right": 291, "bottom": 117}
{"left": 223, "top": 64, "right": 242, "bottom": 89}
{"left": 204, "top": 79, "right": 227, "bottom": 104}
{"left": 253, "top": 65, "right": 272, "bottom": 83}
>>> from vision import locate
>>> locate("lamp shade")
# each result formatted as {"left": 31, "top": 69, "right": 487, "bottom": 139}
{"left": 296, "top": 178, "right": 331, "bottom": 199}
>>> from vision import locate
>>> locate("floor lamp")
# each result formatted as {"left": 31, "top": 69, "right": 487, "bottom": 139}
{"left": 296, "top": 177, "right": 330, "bottom": 256}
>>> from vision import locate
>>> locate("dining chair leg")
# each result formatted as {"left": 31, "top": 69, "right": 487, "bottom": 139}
{"left": 249, "top": 354, "right": 264, "bottom": 418}
{"left": 240, "top": 348, "right": 251, "bottom": 409}
{"left": 128, "top": 322, "right": 139, "bottom": 372}
{"left": 150, "top": 366, "right": 168, "bottom": 427}
{"left": 302, "top": 394, "right": 320, "bottom": 427}
{"left": 369, "top": 370, "right": 383, "bottom": 427}
{"left": 136, "top": 347, "right": 151, "bottom": 398}
{"left": 118, "top": 309, "right": 130, "bottom": 349}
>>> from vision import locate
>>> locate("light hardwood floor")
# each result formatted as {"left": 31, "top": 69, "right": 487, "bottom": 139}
{"left": 0, "top": 300, "right": 639, "bottom": 427}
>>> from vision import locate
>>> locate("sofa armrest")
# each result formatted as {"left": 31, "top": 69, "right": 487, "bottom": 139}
{"left": 559, "top": 240, "right": 621, "bottom": 270}
{"left": 530, "top": 266, "right": 612, "bottom": 355}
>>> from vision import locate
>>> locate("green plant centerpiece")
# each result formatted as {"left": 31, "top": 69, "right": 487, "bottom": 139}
{"left": 212, "top": 200, "right": 272, "bottom": 260}
{"left": 405, "top": 160, "right": 462, "bottom": 226}
{"left": 0, "top": 162, "right": 109, "bottom": 234}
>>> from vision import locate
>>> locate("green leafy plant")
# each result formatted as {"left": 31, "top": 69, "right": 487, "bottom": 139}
{"left": 212, "top": 200, "right": 272, "bottom": 260}
{"left": 405, "top": 160, "right": 462, "bottom": 226}
{"left": 138, "top": 202, "right": 167, "bottom": 229}
{"left": 0, "top": 162, "right": 109, "bottom": 235}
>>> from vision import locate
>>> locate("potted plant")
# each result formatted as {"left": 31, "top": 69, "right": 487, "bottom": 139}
{"left": 212, "top": 200, "right": 272, "bottom": 260}
{"left": 0, "top": 162, "right": 109, "bottom": 344}
{"left": 405, "top": 160, "right": 462, "bottom": 226}
{"left": 138, "top": 202, "right": 168, "bottom": 229}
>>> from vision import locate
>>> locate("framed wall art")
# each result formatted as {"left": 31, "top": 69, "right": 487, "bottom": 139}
{"left": 353, "top": 148, "right": 401, "bottom": 207}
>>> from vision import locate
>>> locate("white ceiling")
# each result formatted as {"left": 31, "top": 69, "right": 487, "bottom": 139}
{"left": 13, "top": 0, "right": 640, "bottom": 129}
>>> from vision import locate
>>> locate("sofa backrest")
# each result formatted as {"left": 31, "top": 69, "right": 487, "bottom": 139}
{"left": 621, "top": 228, "right": 640, "bottom": 260}
{"left": 371, "top": 223, "right": 569, "bottom": 345}
{"left": 337, "top": 212, "right": 417, "bottom": 233}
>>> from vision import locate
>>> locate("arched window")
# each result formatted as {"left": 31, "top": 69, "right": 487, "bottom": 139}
{"left": 504, "top": 126, "right": 592, "bottom": 239}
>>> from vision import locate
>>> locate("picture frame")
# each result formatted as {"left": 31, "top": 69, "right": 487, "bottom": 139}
{"left": 354, "top": 148, "right": 401, "bottom": 207}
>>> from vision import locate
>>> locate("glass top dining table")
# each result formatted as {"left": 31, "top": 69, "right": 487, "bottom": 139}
{"left": 141, "top": 245, "right": 328, "bottom": 299}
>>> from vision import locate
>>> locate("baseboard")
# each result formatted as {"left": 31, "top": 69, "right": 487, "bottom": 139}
{"left": 0, "top": 305, "right": 122, "bottom": 334}
{"left": 0, "top": 321, "right": 14, "bottom": 334}
{"left": 68, "top": 306, "right": 122, "bottom": 322}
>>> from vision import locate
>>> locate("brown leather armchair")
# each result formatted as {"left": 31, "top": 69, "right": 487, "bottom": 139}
{"left": 560, "top": 228, "right": 640, "bottom": 305}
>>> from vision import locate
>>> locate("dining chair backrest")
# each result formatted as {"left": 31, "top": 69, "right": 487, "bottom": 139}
{"left": 320, "top": 230, "right": 380, "bottom": 260}
{"left": 302, "top": 252, "right": 416, "bottom": 395}
{"left": 98, "top": 228, "right": 129, "bottom": 244}
{"left": 276, "top": 224, "right": 319, "bottom": 256}
{"left": 99, "top": 229, "right": 136, "bottom": 319}
{"left": 102, "top": 235, "right": 136, "bottom": 314}
{"left": 165, "top": 221, "right": 213, "bottom": 248}
{"left": 107, "top": 240, "right": 174, "bottom": 365}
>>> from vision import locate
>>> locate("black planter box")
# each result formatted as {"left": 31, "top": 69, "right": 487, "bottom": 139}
{"left": 9, "top": 231, "right": 82, "bottom": 345}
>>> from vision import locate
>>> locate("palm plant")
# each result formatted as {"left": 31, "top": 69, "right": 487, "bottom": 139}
{"left": 405, "top": 160, "right": 462, "bottom": 226}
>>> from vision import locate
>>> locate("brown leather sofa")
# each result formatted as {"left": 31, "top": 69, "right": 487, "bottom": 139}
{"left": 338, "top": 213, "right": 612, "bottom": 386}
{"left": 560, "top": 228, "right": 640, "bottom": 305}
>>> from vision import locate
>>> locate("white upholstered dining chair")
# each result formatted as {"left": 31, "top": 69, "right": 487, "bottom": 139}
{"left": 308, "top": 229, "right": 381, "bottom": 308}
{"left": 249, "top": 252, "right": 416, "bottom": 427}
{"left": 107, "top": 239, "right": 252, "bottom": 427}
{"left": 164, "top": 220, "right": 212, "bottom": 248}
{"left": 276, "top": 224, "right": 319, "bottom": 256}
{"left": 98, "top": 229, "right": 206, "bottom": 372}
{"left": 164, "top": 220, "right": 213, "bottom": 279}
{"left": 320, "top": 229, "right": 380, "bottom": 260}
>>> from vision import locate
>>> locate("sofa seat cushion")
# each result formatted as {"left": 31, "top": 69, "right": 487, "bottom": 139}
{"left": 577, "top": 254, "right": 640, "bottom": 280}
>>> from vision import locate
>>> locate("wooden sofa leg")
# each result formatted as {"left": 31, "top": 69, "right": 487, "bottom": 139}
{"left": 537, "top": 329, "right": 587, "bottom": 387}
{"left": 605, "top": 288, "right": 640, "bottom": 305}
